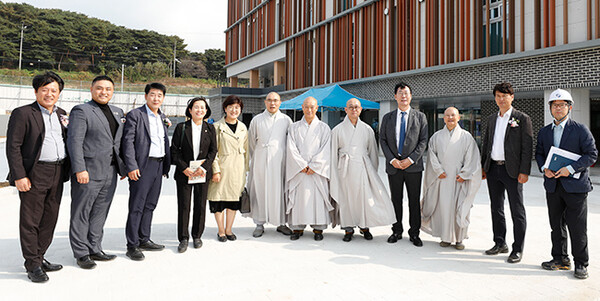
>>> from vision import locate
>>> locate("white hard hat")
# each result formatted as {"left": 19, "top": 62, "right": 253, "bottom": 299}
{"left": 548, "top": 88, "right": 574, "bottom": 105}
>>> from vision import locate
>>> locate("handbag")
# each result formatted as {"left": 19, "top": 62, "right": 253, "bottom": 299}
{"left": 239, "top": 187, "right": 250, "bottom": 213}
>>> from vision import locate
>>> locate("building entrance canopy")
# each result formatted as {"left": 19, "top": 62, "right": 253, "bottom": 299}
{"left": 280, "top": 84, "right": 379, "bottom": 111}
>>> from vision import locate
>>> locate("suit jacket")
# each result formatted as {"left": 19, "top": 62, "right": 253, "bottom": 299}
{"left": 535, "top": 119, "right": 598, "bottom": 193}
{"left": 379, "top": 108, "right": 428, "bottom": 174}
{"left": 121, "top": 105, "right": 171, "bottom": 175}
{"left": 67, "top": 100, "right": 126, "bottom": 179}
{"left": 481, "top": 108, "right": 533, "bottom": 179}
{"left": 6, "top": 101, "right": 70, "bottom": 185}
{"left": 170, "top": 120, "right": 218, "bottom": 182}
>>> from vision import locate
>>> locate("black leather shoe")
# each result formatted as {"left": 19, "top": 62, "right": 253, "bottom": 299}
{"left": 313, "top": 230, "right": 323, "bottom": 241}
{"left": 360, "top": 229, "right": 373, "bottom": 240}
{"left": 290, "top": 230, "right": 303, "bottom": 240}
{"left": 193, "top": 238, "right": 203, "bottom": 248}
{"left": 27, "top": 266, "right": 49, "bottom": 283}
{"left": 90, "top": 251, "right": 116, "bottom": 261}
{"left": 342, "top": 232, "right": 353, "bottom": 242}
{"left": 542, "top": 258, "right": 571, "bottom": 270}
{"left": 387, "top": 233, "right": 401, "bottom": 243}
{"left": 507, "top": 251, "right": 522, "bottom": 263}
{"left": 178, "top": 240, "right": 188, "bottom": 253}
{"left": 76, "top": 255, "right": 97, "bottom": 269}
{"left": 574, "top": 264, "right": 589, "bottom": 279}
{"left": 485, "top": 244, "right": 509, "bottom": 255}
{"left": 41, "top": 259, "right": 62, "bottom": 272}
{"left": 226, "top": 233, "right": 237, "bottom": 241}
{"left": 217, "top": 234, "right": 227, "bottom": 242}
{"left": 410, "top": 236, "right": 423, "bottom": 247}
{"left": 277, "top": 225, "right": 293, "bottom": 235}
{"left": 139, "top": 240, "right": 165, "bottom": 251}
{"left": 126, "top": 247, "right": 145, "bottom": 261}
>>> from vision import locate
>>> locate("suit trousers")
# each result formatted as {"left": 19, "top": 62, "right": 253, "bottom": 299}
{"left": 69, "top": 166, "right": 118, "bottom": 258}
{"left": 486, "top": 163, "right": 527, "bottom": 252}
{"left": 126, "top": 159, "right": 163, "bottom": 248}
{"left": 19, "top": 163, "right": 64, "bottom": 272}
{"left": 175, "top": 179, "right": 208, "bottom": 242}
{"left": 388, "top": 170, "right": 422, "bottom": 237}
{"left": 546, "top": 180, "right": 588, "bottom": 267}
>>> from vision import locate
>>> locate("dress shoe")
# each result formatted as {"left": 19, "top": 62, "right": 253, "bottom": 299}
{"left": 342, "top": 232, "right": 353, "bottom": 242}
{"left": 410, "top": 236, "right": 423, "bottom": 247}
{"left": 226, "top": 233, "right": 237, "bottom": 241}
{"left": 387, "top": 233, "right": 401, "bottom": 243}
{"left": 542, "top": 258, "right": 571, "bottom": 270}
{"left": 485, "top": 244, "right": 509, "bottom": 255}
{"left": 217, "top": 234, "right": 228, "bottom": 242}
{"left": 252, "top": 225, "right": 264, "bottom": 238}
{"left": 574, "top": 264, "right": 589, "bottom": 279}
{"left": 139, "top": 240, "right": 165, "bottom": 251}
{"left": 277, "top": 225, "right": 293, "bottom": 235}
{"left": 193, "top": 238, "right": 203, "bottom": 248}
{"left": 454, "top": 242, "right": 465, "bottom": 250}
{"left": 41, "top": 259, "right": 63, "bottom": 272}
{"left": 178, "top": 239, "right": 188, "bottom": 253}
{"left": 76, "top": 255, "right": 97, "bottom": 270}
{"left": 126, "top": 247, "right": 145, "bottom": 261}
{"left": 439, "top": 241, "right": 451, "bottom": 247}
{"left": 507, "top": 251, "right": 522, "bottom": 263}
{"left": 90, "top": 251, "right": 116, "bottom": 261}
{"left": 290, "top": 230, "right": 303, "bottom": 240}
{"left": 27, "top": 266, "right": 49, "bottom": 283}
{"left": 313, "top": 230, "right": 323, "bottom": 241}
{"left": 360, "top": 229, "right": 373, "bottom": 240}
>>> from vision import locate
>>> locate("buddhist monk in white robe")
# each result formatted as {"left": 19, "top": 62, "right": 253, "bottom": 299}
{"left": 247, "top": 92, "right": 293, "bottom": 237}
{"left": 330, "top": 98, "right": 396, "bottom": 242}
{"left": 285, "top": 97, "right": 333, "bottom": 241}
{"left": 421, "top": 107, "right": 482, "bottom": 250}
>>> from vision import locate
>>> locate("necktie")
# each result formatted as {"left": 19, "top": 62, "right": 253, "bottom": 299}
{"left": 398, "top": 111, "right": 406, "bottom": 155}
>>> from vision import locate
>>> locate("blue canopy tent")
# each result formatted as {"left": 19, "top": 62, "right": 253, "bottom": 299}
{"left": 279, "top": 84, "right": 379, "bottom": 111}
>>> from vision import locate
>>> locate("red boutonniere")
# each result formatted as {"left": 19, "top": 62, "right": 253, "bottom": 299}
{"left": 163, "top": 117, "right": 172, "bottom": 128}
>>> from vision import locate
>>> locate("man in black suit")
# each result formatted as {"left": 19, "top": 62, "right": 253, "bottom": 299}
{"left": 535, "top": 89, "right": 597, "bottom": 279}
{"left": 380, "top": 82, "right": 428, "bottom": 247}
{"left": 6, "top": 72, "right": 70, "bottom": 283}
{"left": 121, "top": 83, "right": 171, "bottom": 261}
{"left": 481, "top": 82, "right": 533, "bottom": 263}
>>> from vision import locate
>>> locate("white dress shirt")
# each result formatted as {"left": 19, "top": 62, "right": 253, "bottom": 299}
{"left": 391, "top": 107, "right": 413, "bottom": 164}
{"left": 145, "top": 105, "right": 166, "bottom": 157}
{"left": 191, "top": 121, "right": 202, "bottom": 160}
{"left": 490, "top": 107, "right": 513, "bottom": 161}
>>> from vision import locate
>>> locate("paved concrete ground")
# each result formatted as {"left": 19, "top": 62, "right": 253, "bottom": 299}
{"left": 0, "top": 141, "right": 599, "bottom": 300}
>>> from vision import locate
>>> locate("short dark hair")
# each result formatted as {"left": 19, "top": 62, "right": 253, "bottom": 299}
{"left": 186, "top": 97, "right": 211, "bottom": 119}
{"left": 493, "top": 82, "right": 514, "bottom": 96}
{"left": 32, "top": 71, "right": 64, "bottom": 92}
{"left": 223, "top": 95, "right": 244, "bottom": 112}
{"left": 92, "top": 75, "right": 114, "bottom": 86}
{"left": 394, "top": 82, "right": 412, "bottom": 95}
{"left": 145, "top": 82, "right": 166, "bottom": 95}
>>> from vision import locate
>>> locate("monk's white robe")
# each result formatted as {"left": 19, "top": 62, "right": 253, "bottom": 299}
{"left": 330, "top": 116, "right": 396, "bottom": 228}
{"left": 247, "top": 110, "right": 293, "bottom": 225}
{"left": 285, "top": 117, "right": 333, "bottom": 227}
{"left": 421, "top": 125, "right": 482, "bottom": 243}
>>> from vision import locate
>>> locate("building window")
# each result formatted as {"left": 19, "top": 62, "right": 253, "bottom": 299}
{"left": 482, "top": 0, "right": 508, "bottom": 56}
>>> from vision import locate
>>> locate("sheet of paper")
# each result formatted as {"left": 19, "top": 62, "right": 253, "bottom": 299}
{"left": 188, "top": 159, "right": 206, "bottom": 184}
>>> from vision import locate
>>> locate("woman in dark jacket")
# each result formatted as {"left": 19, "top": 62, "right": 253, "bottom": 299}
{"left": 171, "top": 97, "right": 217, "bottom": 253}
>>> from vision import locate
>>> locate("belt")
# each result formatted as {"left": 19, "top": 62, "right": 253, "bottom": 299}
{"left": 149, "top": 157, "right": 164, "bottom": 162}
{"left": 492, "top": 160, "right": 505, "bottom": 165}
{"left": 38, "top": 159, "right": 65, "bottom": 165}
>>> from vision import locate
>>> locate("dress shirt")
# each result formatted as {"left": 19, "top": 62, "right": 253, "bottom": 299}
{"left": 191, "top": 121, "right": 202, "bottom": 160}
{"left": 392, "top": 107, "right": 413, "bottom": 164}
{"left": 546, "top": 116, "right": 575, "bottom": 174}
{"left": 145, "top": 104, "right": 166, "bottom": 157}
{"left": 490, "top": 107, "right": 513, "bottom": 161}
{"left": 38, "top": 103, "right": 66, "bottom": 162}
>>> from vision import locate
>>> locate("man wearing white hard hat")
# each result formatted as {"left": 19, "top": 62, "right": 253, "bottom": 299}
{"left": 535, "top": 88, "right": 598, "bottom": 279}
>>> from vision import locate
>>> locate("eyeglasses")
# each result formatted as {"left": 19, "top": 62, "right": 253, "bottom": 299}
{"left": 347, "top": 106, "right": 362, "bottom": 110}
{"left": 551, "top": 103, "right": 570, "bottom": 109}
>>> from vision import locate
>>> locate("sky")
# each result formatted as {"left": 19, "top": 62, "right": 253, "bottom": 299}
{"left": 4, "top": 0, "right": 227, "bottom": 53}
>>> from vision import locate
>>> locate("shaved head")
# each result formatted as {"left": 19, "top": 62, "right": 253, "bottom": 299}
{"left": 345, "top": 98, "right": 362, "bottom": 125}
{"left": 264, "top": 92, "right": 282, "bottom": 113}
{"left": 302, "top": 96, "right": 319, "bottom": 124}
{"left": 303, "top": 96, "right": 318, "bottom": 107}
{"left": 444, "top": 107, "right": 459, "bottom": 116}
{"left": 346, "top": 98, "right": 361, "bottom": 107}
{"left": 443, "top": 106, "right": 460, "bottom": 131}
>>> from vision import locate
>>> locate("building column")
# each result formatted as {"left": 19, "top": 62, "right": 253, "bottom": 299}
{"left": 274, "top": 61, "right": 286, "bottom": 87}
{"left": 544, "top": 88, "right": 591, "bottom": 127}
{"left": 249, "top": 70, "right": 260, "bottom": 88}
{"left": 229, "top": 76, "right": 238, "bottom": 88}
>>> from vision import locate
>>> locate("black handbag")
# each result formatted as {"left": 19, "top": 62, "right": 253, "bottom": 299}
{"left": 239, "top": 188, "right": 250, "bottom": 213}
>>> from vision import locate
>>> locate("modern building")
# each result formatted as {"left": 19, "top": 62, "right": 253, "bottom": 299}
{"left": 214, "top": 0, "right": 600, "bottom": 155}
